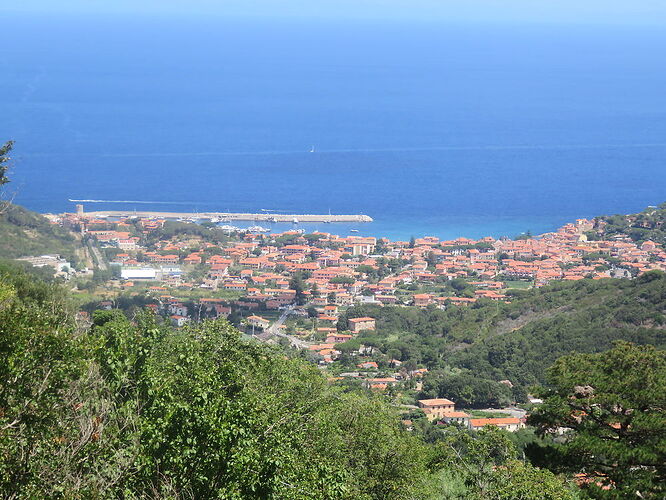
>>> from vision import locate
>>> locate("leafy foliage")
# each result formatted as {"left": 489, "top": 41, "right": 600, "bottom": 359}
{"left": 420, "top": 373, "right": 515, "bottom": 409}
{"left": 0, "top": 140, "right": 13, "bottom": 187}
{"left": 434, "top": 426, "right": 577, "bottom": 500}
{"left": 528, "top": 342, "right": 666, "bottom": 499}
{"left": 0, "top": 266, "right": 439, "bottom": 498}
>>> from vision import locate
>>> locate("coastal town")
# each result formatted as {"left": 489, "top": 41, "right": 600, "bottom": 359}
{"left": 0, "top": 200, "right": 644, "bottom": 435}
{"left": 43, "top": 209, "right": 666, "bottom": 338}
{"left": 31, "top": 208, "right": 663, "bottom": 425}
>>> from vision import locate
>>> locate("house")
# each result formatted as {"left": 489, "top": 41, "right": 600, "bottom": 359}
{"left": 365, "top": 377, "right": 398, "bottom": 388}
{"left": 441, "top": 411, "right": 470, "bottom": 426}
{"left": 325, "top": 333, "right": 353, "bottom": 344}
{"left": 418, "top": 398, "right": 455, "bottom": 421}
{"left": 155, "top": 254, "right": 180, "bottom": 265}
{"left": 168, "top": 303, "right": 188, "bottom": 317}
{"left": 348, "top": 317, "right": 376, "bottom": 333}
{"left": 468, "top": 417, "right": 524, "bottom": 432}
{"left": 170, "top": 315, "right": 189, "bottom": 327}
{"left": 413, "top": 293, "right": 432, "bottom": 307}
{"left": 246, "top": 315, "right": 270, "bottom": 330}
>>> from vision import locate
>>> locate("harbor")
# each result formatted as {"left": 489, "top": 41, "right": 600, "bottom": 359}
{"left": 76, "top": 209, "right": 373, "bottom": 223}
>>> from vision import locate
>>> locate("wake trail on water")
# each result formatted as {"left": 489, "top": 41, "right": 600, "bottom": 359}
{"left": 68, "top": 199, "right": 202, "bottom": 204}
{"left": 24, "top": 142, "right": 666, "bottom": 159}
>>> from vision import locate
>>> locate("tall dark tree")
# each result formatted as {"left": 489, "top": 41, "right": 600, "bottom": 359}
{"left": 528, "top": 342, "right": 666, "bottom": 498}
{"left": 289, "top": 272, "right": 306, "bottom": 305}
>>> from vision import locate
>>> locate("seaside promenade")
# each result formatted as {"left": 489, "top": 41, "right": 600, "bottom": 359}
{"left": 78, "top": 210, "right": 373, "bottom": 223}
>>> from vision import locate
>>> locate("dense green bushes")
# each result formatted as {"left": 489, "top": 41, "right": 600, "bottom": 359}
{"left": 0, "top": 266, "right": 440, "bottom": 498}
{"left": 529, "top": 343, "right": 666, "bottom": 498}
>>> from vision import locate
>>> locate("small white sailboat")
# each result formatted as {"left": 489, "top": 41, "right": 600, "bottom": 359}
{"left": 309, "top": 145, "right": 315, "bottom": 153}
{"left": 292, "top": 218, "right": 299, "bottom": 224}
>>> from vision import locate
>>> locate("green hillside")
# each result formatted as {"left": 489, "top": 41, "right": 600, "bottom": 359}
{"left": 0, "top": 203, "right": 81, "bottom": 264}
{"left": 339, "top": 272, "right": 666, "bottom": 402}
{"left": 448, "top": 272, "right": 666, "bottom": 386}
{"left": 589, "top": 201, "right": 666, "bottom": 244}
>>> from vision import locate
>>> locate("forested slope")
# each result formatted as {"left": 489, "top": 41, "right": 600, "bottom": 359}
{"left": 0, "top": 203, "right": 80, "bottom": 263}
{"left": 340, "top": 272, "right": 666, "bottom": 399}
{"left": 449, "top": 272, "right": 666, "bottom": 386}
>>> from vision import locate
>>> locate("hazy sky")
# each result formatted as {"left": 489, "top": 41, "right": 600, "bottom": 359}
{"left": 5, "top": 0, "right": 666, "bottom": 25}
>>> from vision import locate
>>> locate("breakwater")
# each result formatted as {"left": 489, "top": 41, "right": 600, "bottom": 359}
{"left": 78, "top": 210, "right": 373, "bottom": 223}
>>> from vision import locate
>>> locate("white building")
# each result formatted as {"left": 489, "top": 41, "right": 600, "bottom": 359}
{"left": 17, "top": 255, "right": 71, "bottom": 273}
{"left": 120, "top": 267, "right": 157, "bottom": 280}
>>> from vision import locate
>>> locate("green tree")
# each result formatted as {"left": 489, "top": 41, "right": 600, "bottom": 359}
{"left": 435, "top": 427, "right": 575, "bottom": 500}
{"left": 528, "top": 342, "right": 666, "bottom": 498}
{"left": 290, "top": 272, "right": 307, "bottom": 305}
{"left": 0, "top": 140, "right": 14, "bottom": 187}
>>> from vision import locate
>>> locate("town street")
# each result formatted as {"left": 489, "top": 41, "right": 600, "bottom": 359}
{"left": 255, "top": 306, "right": 311, "bottom": 349}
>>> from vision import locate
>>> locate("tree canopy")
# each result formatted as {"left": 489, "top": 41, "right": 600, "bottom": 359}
{"left": 0, "top": 264, "right": 438, "bottom": 498}
{"left": 528, "top": 342, "right": 666, "bottom": 499}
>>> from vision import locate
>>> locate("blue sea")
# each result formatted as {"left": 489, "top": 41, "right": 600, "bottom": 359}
{"left": 1, "top": 13, "right": 666, "bottom": 240}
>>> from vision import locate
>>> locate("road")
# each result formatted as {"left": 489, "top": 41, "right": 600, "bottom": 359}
{"left": 267, "top": 307, "right": 292, "bottom": 335}
{"left": 256, "top": 306, "right": 311, "bottom": 349}
{"left": 88, "top": 242, "right": 107, "bottom": 271}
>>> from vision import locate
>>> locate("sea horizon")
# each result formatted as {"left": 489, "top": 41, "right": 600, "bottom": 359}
{"left": 2, "top": 13, "right": 666, "bottom": 240}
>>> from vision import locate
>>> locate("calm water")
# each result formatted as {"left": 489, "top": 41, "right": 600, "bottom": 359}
{"left": 1, "top": 13, "right": 666, "bottom": 240}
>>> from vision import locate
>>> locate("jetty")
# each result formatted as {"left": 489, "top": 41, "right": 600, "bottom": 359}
{"left": 77, "top": 210, "right": 373, "bottom": 223}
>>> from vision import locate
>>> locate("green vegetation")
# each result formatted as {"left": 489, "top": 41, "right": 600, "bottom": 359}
{"left": 0, "top": 203, "right": 81, "bottom": 264}
{"left": 339, "top": 272, "right": 666, "bottom": 405}
{"left": 450, "top": 272, "right": 666, "bottom": 388}
{"left": 592, "top": 201, "right": 666, "bottom": 244}
{"left": 433, "top": 427, "right": 577, "bottom": 500}
{"left": 468, "top": 410, "right": 512, "bottom": 419}
{"left": 0, "top": 259, "right": 585, "bottom": 499}
{"left": 0, "top": 140, "right": 13, "bottom": 187}
{"left": 529, "top": 343, "right": 666, "bottom": 498}
{"left": 421, "top": 374, "right": 517, "bottom": 409}
{"left": 141, "top": 219, "right": 232, "bottom": 246}
{"left": 0, "top": 265, "right": 433, "bottom": 497}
